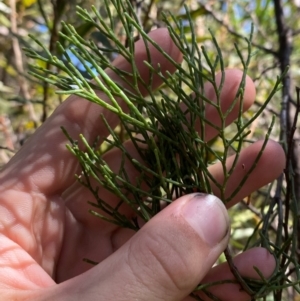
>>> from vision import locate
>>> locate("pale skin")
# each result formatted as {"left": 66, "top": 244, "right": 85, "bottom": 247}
{"left": 0, "top": 29, "right": 285, "bottom": 300}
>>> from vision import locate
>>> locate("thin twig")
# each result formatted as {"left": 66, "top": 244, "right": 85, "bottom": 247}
{"left": 9, "top": 0, "right": 38, "bottom": 124}
{"left": 41, "top": 0, "right": 66, "bottom": 122}
{"left": 273, "top": 0, "right": 295, "bottom": 299}
{"left": 224, "top": 247, "right": 255, "bottom": 296}
{"left": 197, "top": 2, "right": 278, "bottom": 56}
{"left": 0, "top": 146, "right": 15, "bottom": 153}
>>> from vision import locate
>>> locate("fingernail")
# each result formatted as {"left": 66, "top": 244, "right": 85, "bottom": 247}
{"left": 182, "top": 194, "right": 229, "bottom": 247}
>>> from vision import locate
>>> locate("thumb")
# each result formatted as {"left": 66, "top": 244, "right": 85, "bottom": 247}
{"left": 51, "top": 193, "right": 230, "bottom": 301}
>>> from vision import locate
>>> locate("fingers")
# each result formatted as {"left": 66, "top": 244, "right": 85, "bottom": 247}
{"left": 192, "top": 247, "right": 276, "bottom": 301}
{"left": 0, "top": 28, "right": 183, "bottom": 195}
{"left": 208, "top": 139, "right": 285, "bottom": 207}
{"left": 45, "top": 194, "right": 230, "bottom": 301}
{"left": 182, "top": 69, "right": 256, "bottom": 141}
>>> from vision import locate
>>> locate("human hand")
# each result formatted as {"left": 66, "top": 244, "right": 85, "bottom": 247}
{"left": 0, "top": 29, "right": 285, "bottom": 300}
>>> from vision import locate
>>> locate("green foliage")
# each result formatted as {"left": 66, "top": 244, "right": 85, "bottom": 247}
{"left": 23, "top": 0, "right": 300, "bottom": 299}
{"left": 1, "top": 0, "right": 300, "bottom": 300}
{"left": 24, "top": 2, "right": 276, "bottom": 226}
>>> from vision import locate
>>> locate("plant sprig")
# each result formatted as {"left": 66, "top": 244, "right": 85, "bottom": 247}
{"left": 23, "top": 0, "right": 297, "bottom": 299}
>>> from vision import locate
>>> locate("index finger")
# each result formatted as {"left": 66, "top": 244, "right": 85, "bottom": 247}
{"left": 1, "top": 28, "right": 183, "bottom": 196}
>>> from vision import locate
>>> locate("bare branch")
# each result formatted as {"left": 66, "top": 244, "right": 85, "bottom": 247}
{"left": 9, "top": 0, "right": 38, "bottom": 124}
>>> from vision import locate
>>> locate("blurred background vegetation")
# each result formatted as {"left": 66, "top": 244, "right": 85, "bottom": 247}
{"left": 0, "top": 0, "right": 300, "bottom": 300}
